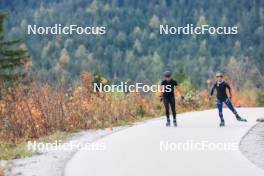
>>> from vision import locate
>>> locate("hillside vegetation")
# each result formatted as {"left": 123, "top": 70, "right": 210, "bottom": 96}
{"left": 1, "top": 0, "right": 263, "bottom": 87}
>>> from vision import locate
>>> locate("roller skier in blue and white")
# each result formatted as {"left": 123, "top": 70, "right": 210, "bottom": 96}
{"left": 210, "top": 72, "right": 247, "bottom": 127}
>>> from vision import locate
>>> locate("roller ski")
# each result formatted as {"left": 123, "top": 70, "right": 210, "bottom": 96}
{"left": 236, "top": 114, "right": 247, "bottom": 122}
{"left": 173, "top": 119, "right": 177, "bottom": 127}
{"left": 219, "top": 120, "right": 225, "bottom": 127}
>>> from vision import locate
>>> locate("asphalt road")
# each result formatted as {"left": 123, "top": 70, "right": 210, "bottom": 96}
{"left": 64, "top": 108, "right": 264, "bottom": 176}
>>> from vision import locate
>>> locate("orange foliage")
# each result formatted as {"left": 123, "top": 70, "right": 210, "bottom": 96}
{"left": 0, "top": 165, "right": 3, "bottom": 176}
{"left": 0, "top": 72, "right": 159, "bottom": 143}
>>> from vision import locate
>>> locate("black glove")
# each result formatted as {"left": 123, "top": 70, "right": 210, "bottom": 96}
{"left": 160, "top": 96, "right": 163, "bottom": 102}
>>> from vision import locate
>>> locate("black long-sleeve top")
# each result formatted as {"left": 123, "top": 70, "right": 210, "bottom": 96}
{"left": 210, "top": 81, "right": 231, "bottom": 100}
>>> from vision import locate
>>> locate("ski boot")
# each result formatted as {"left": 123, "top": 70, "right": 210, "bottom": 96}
{"left": 236, "top": 114, "right": 247, "bottom": 122}
{"left": 166, "top": 120, "right": 170, "bottom": 127}
{"left": 173, "top": 119, "right": 177, "bottom": 127}
{"left": 219, "top": 120, "right": 225, "bottom": 127}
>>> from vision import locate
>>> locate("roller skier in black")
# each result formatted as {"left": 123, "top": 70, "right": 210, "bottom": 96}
{"left": 160, "top": 71, "right": 183, "bottom": 127}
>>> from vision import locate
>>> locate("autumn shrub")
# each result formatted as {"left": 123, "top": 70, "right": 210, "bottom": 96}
{"left": 256, "top": 90, "right": 264, "bottom": 106}
{"left": 0, "top": 72, "right": 160, "bottom": 143}
{"left": 177, "top": 90, "right": 210, "bottom": 111}
{"left": 0, "top": 84, "right": 68, "bottom": 143}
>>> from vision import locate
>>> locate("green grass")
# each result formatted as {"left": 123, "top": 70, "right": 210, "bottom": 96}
{"left": 0, "top": 131, "right": 69, "bottom": 160}
{"left": 0, "top": 142, "right": 36, "bottom": 160}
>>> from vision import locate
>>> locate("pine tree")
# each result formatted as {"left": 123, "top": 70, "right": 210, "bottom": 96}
{"left": 0, "top": 12, "right": 29, "bottom": 87}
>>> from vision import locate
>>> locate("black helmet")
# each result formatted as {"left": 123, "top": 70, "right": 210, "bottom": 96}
{"left": 164, "top": 71, "right": 172, "bottom": 77}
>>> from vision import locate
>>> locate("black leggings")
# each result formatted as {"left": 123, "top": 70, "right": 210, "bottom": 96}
{"left": 163, "top": 96, "right": 176, "bottom": 121}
